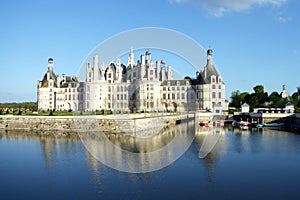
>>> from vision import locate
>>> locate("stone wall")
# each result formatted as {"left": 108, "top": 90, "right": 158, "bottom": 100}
{"left": 0, "top": 114, "right": 195, "bottom": 137}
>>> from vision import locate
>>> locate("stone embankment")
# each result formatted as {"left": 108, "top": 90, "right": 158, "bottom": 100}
{"left": 0, "top": 113, "right": 196, "bottom": 137}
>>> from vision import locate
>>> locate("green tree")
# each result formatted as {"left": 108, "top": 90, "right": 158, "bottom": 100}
{"left": 245, "top": 94, "right": 259, "bottom": 109}
{"left": 230, "top": 90, "right": 241, "bottom": 108}
{"left": 253, "top": 85, "right": 264, "bottom": 94}
{"left": 269, "top": 92, "right": 281, "bottom": 107}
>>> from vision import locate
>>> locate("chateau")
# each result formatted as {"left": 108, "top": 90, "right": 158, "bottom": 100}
{"left": 37, "top": 49, "right": 227, "bottom": 113}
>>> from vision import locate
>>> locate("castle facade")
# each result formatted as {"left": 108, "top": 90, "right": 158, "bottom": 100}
{"left": 38, "top": 49, "right": 227, "bottom": 113}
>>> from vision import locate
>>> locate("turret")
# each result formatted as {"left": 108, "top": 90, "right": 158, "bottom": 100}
{"left": 128, "top": 48, "right": 134, "bottom": 66}
{"left": 146, "top": 50, "right": 151, "bottom": 64}
{"left": 48, "top": 58, "right": 54, "bottom": 72}
{"left": 207, "top": 49, "right": 213, "bottom": 66}
{"left": 47, "top": 58, "right": 54, "bottom": 80}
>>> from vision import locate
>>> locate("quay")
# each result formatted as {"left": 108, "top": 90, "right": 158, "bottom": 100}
{"left": 0, "top": 113, "right": 197, "bottom": 137}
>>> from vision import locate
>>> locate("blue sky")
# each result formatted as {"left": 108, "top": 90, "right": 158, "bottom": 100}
{"left": 0, "top": 0, "right": 299, "bottom": 102}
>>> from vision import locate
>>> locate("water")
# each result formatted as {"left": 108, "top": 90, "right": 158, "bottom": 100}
{"left": 1, "top": 124, "right": 300, "bottom": 200}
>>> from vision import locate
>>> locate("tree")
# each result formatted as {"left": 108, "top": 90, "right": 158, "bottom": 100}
{"left": 230, "top": 90, "right": 249, "bottom": 109}
{"left": 245, "top": 94, "right": 259, "bottom": 109}
{"left": 253, "top": 85, "right": 264, "bottom": 94}
{"left": 269, "top": 92, "right": 281, "bottom": 107}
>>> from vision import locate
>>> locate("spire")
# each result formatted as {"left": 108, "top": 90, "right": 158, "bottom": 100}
{"left": 128, "top": 48, "right": 134, "bottom": 66}
{"left": 203, "top": 49, "right": 219, "bottom": 79}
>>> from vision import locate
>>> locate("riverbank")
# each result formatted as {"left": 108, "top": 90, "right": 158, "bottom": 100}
{"left": 0, "top": 113, "right": 196, "bottom": 137}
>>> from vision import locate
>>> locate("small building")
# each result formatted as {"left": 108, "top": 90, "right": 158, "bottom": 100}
{"left": 285, "top": 102, "right": 294, "bottom": 113}
{"left": 241, "top": 103, "right": 250, "bottom": 113}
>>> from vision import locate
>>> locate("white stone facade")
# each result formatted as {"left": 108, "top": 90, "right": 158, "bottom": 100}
{"left": 38, "top": 49, "right": 227, "bottom": 113}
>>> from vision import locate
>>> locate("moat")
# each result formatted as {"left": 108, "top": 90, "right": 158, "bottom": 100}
{"left": 1, "top": 123, "right": 300, "bottom": 200}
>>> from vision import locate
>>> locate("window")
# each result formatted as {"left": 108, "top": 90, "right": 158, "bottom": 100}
{"left": 150, "top": 70, "right": 153, "bottom": 75}
{"left": 181, "top": 86, "right": 185, "bottom": 90}
{"left": 172, "top": 87, "right": 175, "bottom": 91}
{"left": 172, "top": 94, "right": 175, "bottom": 100}
{"left": 219, "top": 92, "right": 222, "bottom": 99}
{"left": 163, "top": 87, "right": 166, "bottom": 91}
{"left": 177, "top": 93, "right": 180, "bottom": 99}
{"left": 69, "top": 95, "right": 71, "bottom": 100}
{"left": 212, "top": 92, "right": 216, "bottom": 98}
{"left": 163, "top": 94, "right": 166, "bottom": 99}
{"left": 212, "top": 85, "right": 216, "bottom": 89}
{"left": 133, "top": 72, "right": 136, "bottom": 78}
{"left": 117, "top": 86, "right": 119, "bottom": 92}
{"left": 212, "top": 78, "right": 215, "bottom": 83}
{"left": 69, "top": 88, "right": 71, "bottom": 92}
{"left": 89, "top": 72, "right": 91, "bottom": 77}
{"left": 219, "top": 85, "right": 222, "bottom": 89}
{"left": 108, "top": 73, "right": 112, "bottom": 78}
{"left": 181, "top": 93, "right": 185, "bottom": 99}
{"left": 124, "top": 94, "right": 127, "bottom": 100}
{"left": 117, "top": 94, "right": 119, "bottom": 100}
{"left": 65, "top": 89, "right": 67, "bottom": 92}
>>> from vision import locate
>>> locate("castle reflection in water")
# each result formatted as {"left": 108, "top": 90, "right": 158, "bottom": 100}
{"left": 0, "top": 122, "right": 273, "bottom": 175}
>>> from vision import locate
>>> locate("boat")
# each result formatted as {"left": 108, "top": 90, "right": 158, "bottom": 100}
{"left": 256, "top": 124, "right": 264, "bottom": 128}
{"left": 263, "top": 123, "right": 284, "bottom": 128}
{"left": 199, "top": 121, "right": 213, "bottom": 127}
{"left": 256, "top": 123, "right": 284, "bottom": 129}
{"left": 239, "top": 121, "right": 249, "bottom": 130}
